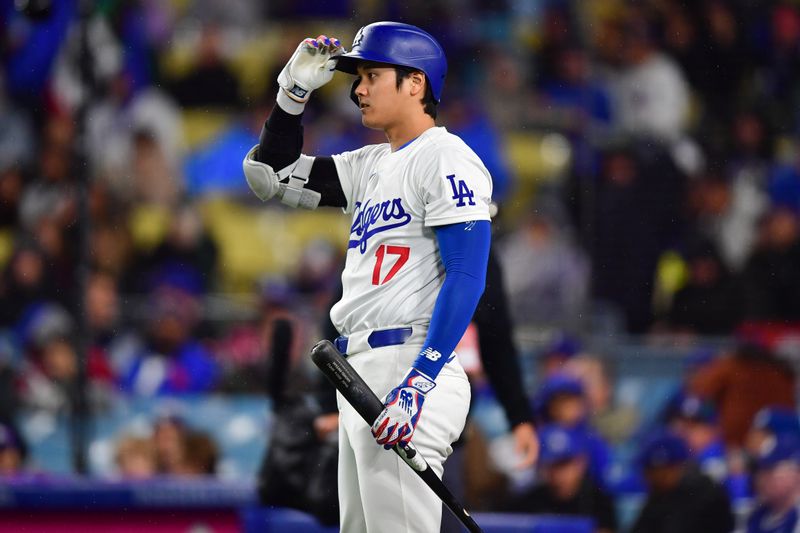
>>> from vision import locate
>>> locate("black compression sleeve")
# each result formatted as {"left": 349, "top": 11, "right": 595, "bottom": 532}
{"left": 473, "top": 247, "right": 534, "bottom": 428}
{"left": 257, "top": 105, "right": 304, "bottom": 170}
{"left": 266, "top": 104, "right": 303, "bottom": 135}
{"left": 256, "top": 104, "right": 346, "bottom": 208}
{"left": 308, "top": 157, "right": 346, "bottom": 208}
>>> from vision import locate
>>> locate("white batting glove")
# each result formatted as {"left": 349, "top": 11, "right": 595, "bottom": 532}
{"left": 371, "top": 368, "right": 436, "bottom": 450}
{"left": 277, "top": 35, "right": 343, "bottom": 113}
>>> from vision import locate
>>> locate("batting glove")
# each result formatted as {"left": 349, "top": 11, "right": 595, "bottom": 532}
{"left": 277, "top": 35, "right": 343, "bottom": 112}
{"left": 371, "top": 368, "right": 436, "bottom": 449}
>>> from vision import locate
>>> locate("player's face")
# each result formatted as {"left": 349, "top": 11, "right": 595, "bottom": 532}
{"left": 353, "top": 65, "right": 419, "bottom": 130}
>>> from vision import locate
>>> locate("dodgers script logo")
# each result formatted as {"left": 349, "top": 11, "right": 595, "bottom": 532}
{"left": 348, "top": 197, "right": 412, "bottom": 253}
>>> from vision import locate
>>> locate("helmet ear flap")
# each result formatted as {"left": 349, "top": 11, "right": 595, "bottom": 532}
{"left": 350, "top": 77, "right": 360, "bottom": 107}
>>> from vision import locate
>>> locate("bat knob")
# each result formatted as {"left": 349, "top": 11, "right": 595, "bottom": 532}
{"left": 396, "top": 443, "right": 428, "bottom": 472}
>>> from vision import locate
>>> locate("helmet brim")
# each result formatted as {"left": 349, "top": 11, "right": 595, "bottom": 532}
{"left": 335, "top": 53, "right": 420, "bottom": 75}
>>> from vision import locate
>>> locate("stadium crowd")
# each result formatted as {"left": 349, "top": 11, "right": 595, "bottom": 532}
{"left": 2, "top": 0, "right": 800, "bottom": 531}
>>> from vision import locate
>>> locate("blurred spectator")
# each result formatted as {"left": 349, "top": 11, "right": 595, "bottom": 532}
{"left": 1, "top": 0, "right": 74, "bottom": 106}
{"left": 534, "top": 44, "right": 613, "bottom": 134}
{"left": 115, "top": 434, "right": 157, "bottom": 480}
{"left": 166, "top": 23, "right": 240, "bottom": 109}
{"left": 686, "top": 166, "right": 767, "bottom": 276}
{"left": 746, "top": 407, "right": 800, "bottom": 459}
{"left": 86, "top": 271, "right": 118, "bottom": 339}
{"left": 586, "top": 144, "right": 685, "bottom": 332}
{"left": 88, "top": 74, "right": 185, "bottom": 205}
{"left": 175, "top": 430, "right": 219, "bottom": 476}
{"left": 666, "top": 240, "right": 742, "bottom": 335}
{"left": 50, "top": 10, "right": 122, "bottom": 114}
{"left": 533, "top": 3, "right": 579, "bottom": 87}
{"left": 16, "top": 304, "right": 78, "bottom": 412}
{"left": 18, "top": 114, "right": 79, "bottom": 303}
{"left": 666, "top": 395, "right": 727, "bottom": 483}
{"left": 128, "top": 128, "right": 183, "bottom": 206}
{"left": 768, "top": 158, "right": 800, "bottom": 215}
{"left": 0, "top": 163, "right": 25, "bottom": 229}
{"left": 607, "top": 11, "right": 690, "bottom": 143}
{"left": 0, "top": 77, "right": 35, "bottom": 173}
{"left": 181, "top": 95, "right": 268, "bottom": 196}
{"left": 503, "top": 424, "right": 617, "bottom": 533}
{"left": 566, "top": 355, "right": 639, "bottom": 445}
{"left": 153, "top": 415, "right": 187, "bottom": 475}
{"left": 19, "top": 116, "right": 76, "bottom": 231}
{"left": 755, "top": 4, "right": 800, "bottom": 133}
{"left": 498, "top": 199, "right": 589, "bottom": 331}
{"left": 125, "top": 204, "right": 218, "bottom": 295}
{"left": 86, "top": 271, "right": 134, "bottom": 386}
{"left": 89, "top": 221, "right": 134, "bottom": 285}
{"left": 663, "top": 2, "right": 748, "bottom": 126}
{"left": 0, "top": 241, "right": 56, "bottom": 327}
{"left": 481, "top": 46, "right": 530, "bottom": 130}
{"left": 0, "top": 421, "right": 26, "bottom": 476}
{"left": 741, "top": 208, "right": 800, "bottom": 320}
{"left": 630, "top": 431, "right": 734, "bottom": 533}
{"left": 118, "top": 286, "right": 219, "bottom": 396}
{"left": 291, "top": 239, "right": 342, "bottom": 307}
{"left": 707, "top": 109, "right": 774, "bottom": 270}
{"left": 443, "top": 92, "right": 513, "bottom": 202}
{"left": 538, "top": 334, "right": 581, "bottom": 379}
{"left": 746, "top": 434, "right": 800, "bottom": 533}
{"left": 215, "top": 277, "right": 310, "bottom": 392}
{"left": 690, "top": 343, "right": 796, "bottom": 448}
{"left": 534, "top": 374, "right": 612, "bottom": 487}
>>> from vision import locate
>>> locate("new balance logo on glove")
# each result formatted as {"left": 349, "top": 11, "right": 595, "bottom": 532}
{"left": 399, "top": 390, "right": 414, "bottom": 413}
{"left": 372, "top": 368, "right": 436, "bottom": 449}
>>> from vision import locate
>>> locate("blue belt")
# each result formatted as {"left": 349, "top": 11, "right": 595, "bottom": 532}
{"left": 334, "top": 327, "right": 413, "bottom": 355}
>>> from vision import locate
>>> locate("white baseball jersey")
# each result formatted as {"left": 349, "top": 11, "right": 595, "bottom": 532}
{"left": 329, "top": 126, "right": 492, "bottom": 336}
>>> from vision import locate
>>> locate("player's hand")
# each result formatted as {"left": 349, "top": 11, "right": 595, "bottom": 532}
{"left": 278, "top": 35, "right": 344, "bottom": 103}
{"left": 371, "top": 368, "right": 436, "bottom": 449}
{"left": 512, "top": 422, "right": 539, "bottom": 469}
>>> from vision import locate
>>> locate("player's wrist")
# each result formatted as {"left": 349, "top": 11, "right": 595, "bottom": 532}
{"left": 411, "top": 346, "right": 447, "bottom": 382}
{"left": 403, "top": 367, "right": 436, "bottom": 395}
{"left": 276, "top": 89, "right": 307, "bottom": 115}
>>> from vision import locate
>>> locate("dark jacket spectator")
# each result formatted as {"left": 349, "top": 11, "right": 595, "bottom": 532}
{"left": 504, "top": 424, "right": 617, "bottom": 533}
{"left": 668, "top": 242, "right": 742, "bottom": 334}
{"left": 741, "top": 208, "right": 800, "bottom": 321}
{"left": 631, "top": 432, "right": 734, "bottom": 533}
{"left": 583, "top": 144, "right": 685, "bottom": 333}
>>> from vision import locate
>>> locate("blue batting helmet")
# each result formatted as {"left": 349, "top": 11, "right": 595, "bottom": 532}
{"left": 335, "top": 21, "right": 447, "bottom": 102}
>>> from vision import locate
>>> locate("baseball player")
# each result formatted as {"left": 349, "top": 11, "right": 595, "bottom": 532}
{"left": 243, "top": 22, "right": 492, "bottom": 532}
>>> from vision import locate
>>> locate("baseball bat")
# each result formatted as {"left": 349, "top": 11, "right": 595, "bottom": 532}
{"left": 310, "top": 340, "right": 483, "bottom": 533}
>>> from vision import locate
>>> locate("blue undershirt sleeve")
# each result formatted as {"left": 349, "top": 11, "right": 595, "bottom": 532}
{"left": 412, "top": 220, "right": 491, "bottom": 379}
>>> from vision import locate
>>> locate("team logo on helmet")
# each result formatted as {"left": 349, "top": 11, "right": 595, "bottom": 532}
{"left": 352, "top": 27, "right": 364, "bottom": 49}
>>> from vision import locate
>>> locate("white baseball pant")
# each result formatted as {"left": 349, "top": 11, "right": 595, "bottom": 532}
{"left": 336, "top": 342, "right": 471, "bottom": 532}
